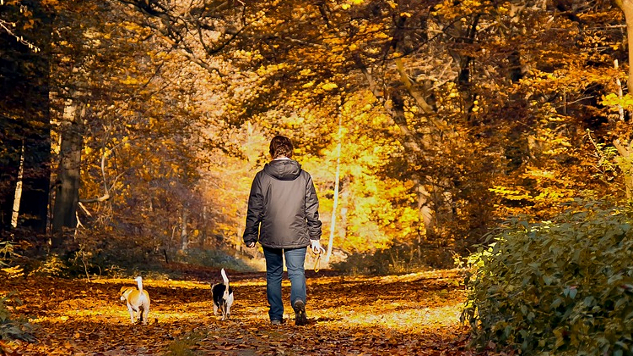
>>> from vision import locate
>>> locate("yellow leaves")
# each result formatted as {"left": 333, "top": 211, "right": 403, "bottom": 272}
{"left": 0, "top": 265, "right": 23, "bottom": 278}
{"left": 341, "top": 0, "right": 366, "bottom": 9}
{"left": 322, "top": 82, "right": 338, "bottom": 91}
{"left": 120, "top": 21, "right": 148, "bottom": 35}
{"left": 489, "top": 186, "right": 530, "bottom": 201}
{"left": 256, "top": 63, "right": 286, "bottom": 76}
{"left": 301, "top": 81, "right": 339, "bottom": 94}
{"left": 22, "top": 19, "right": 35, "bottom": 30}
{"left": 602, "top": 92, "right": 633, "bottom": 111}
{"left": 282, "top": 115, "right": 305, "bottom": 128}
{"left": 233, "top": 49, "right": 261, "bottom": 61}
{"left": 119, "top": 76, "right": 139, "bottom": 85}
{"left": 299, "top": 68, "right": 313, "bottom": 76}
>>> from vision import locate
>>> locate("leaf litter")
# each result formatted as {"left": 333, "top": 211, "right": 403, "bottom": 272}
{"left": 1, "top": 269, "right": 484, "bottom": 355}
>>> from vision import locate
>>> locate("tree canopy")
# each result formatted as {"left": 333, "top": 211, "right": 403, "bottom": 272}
{"left": 0, "top": 0, "right": 631, "bottom": 269}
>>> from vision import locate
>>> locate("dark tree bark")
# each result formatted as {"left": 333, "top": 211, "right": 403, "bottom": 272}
{"left": 0, "top": 6, "right": 28, "bottom": 234}
{"left": 51, "top": 98, "right": 85, "bottom": 246}
{"left": 19, "top": 88, "right": 52, "bottom": 234}
{"left": 0, "top": 1, "right": 54, "bottom": 234}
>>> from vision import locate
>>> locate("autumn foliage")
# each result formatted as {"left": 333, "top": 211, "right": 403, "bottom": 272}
{"left": 0, "top": 269, "right": 470, "bottom": 356}
{"left": 4, "top": 0, "right": 633, "bottom": 354}
{"left": 464, "top": 200, "right": 633, "bottom": 354}
{"left": 0, "top": 0, "right": 631, "bottom": 270}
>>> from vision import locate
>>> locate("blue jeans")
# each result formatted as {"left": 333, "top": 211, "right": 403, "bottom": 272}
{"left": 263, "top": 246, "right": 307, "bottom": 321}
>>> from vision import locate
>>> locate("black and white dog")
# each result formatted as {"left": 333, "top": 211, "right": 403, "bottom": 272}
{"left": 212, "top": 268, "right": 234, "bottom": 320}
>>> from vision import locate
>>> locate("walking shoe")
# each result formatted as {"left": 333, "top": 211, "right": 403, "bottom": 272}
{"left": 271, "top": 319, "right": 282, "bottom": 325}
{"left": 292, "top": 300, "right": 308, "bottom": 326}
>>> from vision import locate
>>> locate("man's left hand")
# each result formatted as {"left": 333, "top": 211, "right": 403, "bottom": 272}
{"left": 310, "top": 240, "right": 326, "bottom": 255}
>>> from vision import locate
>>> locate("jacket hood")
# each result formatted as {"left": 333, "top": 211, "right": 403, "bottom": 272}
{"left": 263, "top": 159, "right": 302, "bottom": 181}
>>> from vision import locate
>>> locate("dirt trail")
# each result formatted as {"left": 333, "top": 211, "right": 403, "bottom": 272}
{"left": 1, "top": 269, "right": 473, "bottom": 355}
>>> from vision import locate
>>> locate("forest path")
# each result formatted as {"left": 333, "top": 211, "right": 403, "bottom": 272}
{"left": 2, "top": 269, "right": 475, "bottom": 355}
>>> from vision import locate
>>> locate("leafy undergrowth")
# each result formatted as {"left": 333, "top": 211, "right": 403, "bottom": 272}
{"left": 1, "top": 269, "right": 477, "bottom": 355}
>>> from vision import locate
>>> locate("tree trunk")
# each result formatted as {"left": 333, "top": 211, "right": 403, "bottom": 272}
{"left": 180, "top": 207, "right": 189, "bottom": 251}
{"left": 354, "top": 53, "right": 442, "bottom": 237}
{"left": 51, "top": 97, "right": 85, "bottom": 247}
{"left": 0, "top": 2, "right": 53, "bottom": 235}
{"left": 616, "top": 0, "right": 633, "bottom": 90}
{"left": 16, "top": 3, "right": 53, "bottom": 234}
{"left": 326, "top": 111, "right": 343, "bottom": 263}
{"left": 390, "top": 90, "right": 438, "bottom": 235}
{"left": 0, "top": 117, "right": 21, "bottom": 233}
{"left": 614, "top": 0, "right": 633, "bottom": 198}
{"left": 11, "top": 142, "right": 25, "bottom": 228}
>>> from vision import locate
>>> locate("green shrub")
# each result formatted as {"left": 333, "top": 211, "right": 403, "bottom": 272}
{"left": 0, "top": 292, "right": 34, "bottom": 343}
{"left": 166, "top": 331, "right": 203, "bottom": 356}
{"left": 331, "top": 242, "right": 440, "bottom": 275}
{"left": 173, "top": 248, "right": 253, "bottom": 272}
{"left": 463, "top": 199, "right": 633, "bottom": 355}
{"left": 28, "top": 254, "right": 69, "bottom": 277}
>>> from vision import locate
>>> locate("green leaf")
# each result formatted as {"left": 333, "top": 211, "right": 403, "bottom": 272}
{"left": 543, "top": 275, "right": 554, "bottom": 285}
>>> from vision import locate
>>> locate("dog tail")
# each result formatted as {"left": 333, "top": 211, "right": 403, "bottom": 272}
{"left": 135, "top": 276, "right": 144, "bottom": 294}
{"left": 221, "top": 268, "right": 229, "bottom": 288}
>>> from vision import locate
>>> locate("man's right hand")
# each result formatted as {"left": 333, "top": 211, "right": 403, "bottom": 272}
{"left": 246, "top": 241, "right": 256, "bottom": 248}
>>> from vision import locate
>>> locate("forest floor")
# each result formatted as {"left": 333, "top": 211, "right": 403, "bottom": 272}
{"left": 1, "top": 267, "right": 482, "bottom": 355}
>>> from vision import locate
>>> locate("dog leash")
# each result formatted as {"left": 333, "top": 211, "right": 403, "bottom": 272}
{"left": 313, "top": 252, "right": 321, "bottom": 273}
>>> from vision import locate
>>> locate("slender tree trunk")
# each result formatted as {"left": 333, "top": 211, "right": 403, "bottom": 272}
{"left": 180, "top": 207, "right": 189, "bottom": 251}
{"left": 338, "top": 187, "right": 348, "bottom": 242}
{"left": 51, "top": 97, "right": 85, "bottom": 247}
{"left": 614, "top": 0, "right": 633, "bottom": 197}
{"left": 18, "top": 3, "right": 53, "bottom": 234}
{"left": 615, "top": 60, "right": 625, "bottom": 121}
{"left": 616, "top": 0, "right": 633, "bottom": 90}
{"left": 20, "top": 130, "right": 51, "bottom": 233}
{"left": 326, "top": 111, "right": 343, "bottom": 262}
{"left": 200, "top": 205, "right": 207, "bottom": 247}
{"left": 0, "top": 2, "right": 53, "bottom": 235}
{"left": 0, "top": 118, "right": 21, "bottom": 233}
{"left": 355, "top": 49, "right": 443, "bottom": 237}
{"left": 0, "top": 7, "right": 25, "bottom": 234}
{"left": 11, "top": 142, "right": 25, "bottom": 228}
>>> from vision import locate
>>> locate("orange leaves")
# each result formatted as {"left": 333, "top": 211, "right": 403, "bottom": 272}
{"left": 1, "top": 269, "right": 471, "bottom": 356}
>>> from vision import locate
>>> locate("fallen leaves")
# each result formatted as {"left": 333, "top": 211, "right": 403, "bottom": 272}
{"left": 1, "top": 269, "right": 479, "bottom": 355}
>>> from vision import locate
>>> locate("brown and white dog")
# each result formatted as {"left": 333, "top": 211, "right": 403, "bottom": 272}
{"left": 119, "top": 276, "right": 150, "bottom": 325}
{"left": 211, "top": 268, "right": 234, "bottom": 320}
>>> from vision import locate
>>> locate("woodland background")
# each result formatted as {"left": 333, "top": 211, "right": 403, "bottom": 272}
{"left": 4, "top": 0, "right": 633, "bottom": 354}
{"left": 3, "top": 0, "right": 632, "bottom": 272}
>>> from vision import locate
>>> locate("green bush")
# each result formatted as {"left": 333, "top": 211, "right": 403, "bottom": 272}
{"left": 173, "top": 248, "right": 254, "bottom": 272}
{"left": 0, "top": 292, "right": 34, "bottom": 343}
{"left": 463, "top": 199, "right": 633, "bottom": 355}
{"left": 330, "top": 242, "right": 447, "bottom": 275}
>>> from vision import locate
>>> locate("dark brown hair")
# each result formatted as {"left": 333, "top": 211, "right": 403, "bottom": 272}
{"left": 269, "top": 135, "right": 293, "bottom": 159}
